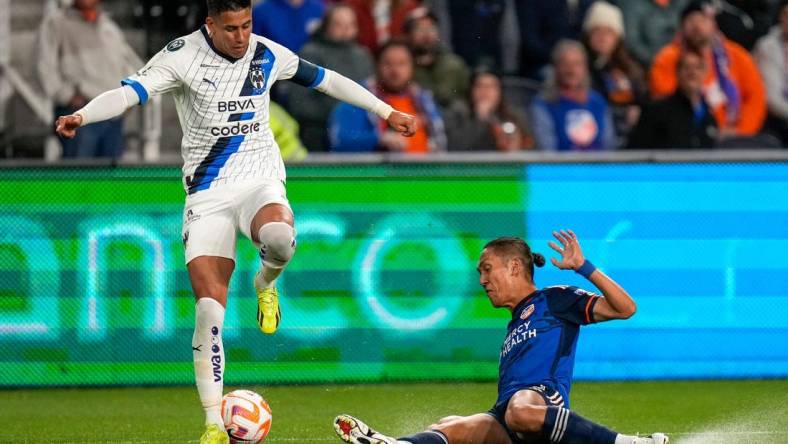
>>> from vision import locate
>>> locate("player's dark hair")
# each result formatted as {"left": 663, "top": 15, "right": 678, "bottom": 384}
{"left": 206, "top": 0, "right": 251, "bottom": 16}
{"left": 484, "top": 237, "right": 545, "bottom": 280}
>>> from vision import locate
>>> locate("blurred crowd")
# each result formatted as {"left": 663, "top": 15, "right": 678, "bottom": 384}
{"left": 32, "top": 0, "right": 788, "bottom": 158}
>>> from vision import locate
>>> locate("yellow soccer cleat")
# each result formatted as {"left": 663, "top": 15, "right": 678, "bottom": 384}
{"left": 256, "top": 281, "right": 281, "bottom": 334}
{"left": 199, "top": 424, "right": 229, "bottom": 444}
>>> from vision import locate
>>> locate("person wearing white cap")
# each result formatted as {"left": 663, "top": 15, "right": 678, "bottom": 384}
{"left": 583, "top": 1, "right": 625, "bottom": 37}
{"left": 581, "top": 1, "right": 646, "bottom": 147}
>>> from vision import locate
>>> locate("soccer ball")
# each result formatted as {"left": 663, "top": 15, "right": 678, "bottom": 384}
{"left": 221, "top": 389, "right": 273, "bottom": 443}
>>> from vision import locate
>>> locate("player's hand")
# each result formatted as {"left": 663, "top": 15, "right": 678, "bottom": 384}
{"left": 548, "top": 229, "right": 586, "bottom": 271}
{"left": 387, "top": 110, "right": 417, "bottom": 137}
{"left": 55, "top": 114, "right": 83, "bottom": 139}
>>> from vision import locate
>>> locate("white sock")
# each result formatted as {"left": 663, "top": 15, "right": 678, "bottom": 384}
{"left": 615, "top": 434, "right": 637, "bottom": 444}
{"left": 192, "top": 298, "right": 225, "bottom": 427}
{"left": 254, "top": 265, "right": 282, "bottom": 289}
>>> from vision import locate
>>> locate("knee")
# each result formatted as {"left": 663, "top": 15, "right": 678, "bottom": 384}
{"left": 432, "top": 422, "right": 466, "bottom": 444}
{"left": 505, "top": 401, "right": 545, "bottom": 434}
{"left": 258, "top": 222, "right": 296, "bottom": 266}
{"left": 432, "top": 417, "right": 479, "bottom": 444}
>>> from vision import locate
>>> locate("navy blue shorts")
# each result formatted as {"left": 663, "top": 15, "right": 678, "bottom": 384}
{"left": 486, "top": 385, "right": 566, "bottom": 444}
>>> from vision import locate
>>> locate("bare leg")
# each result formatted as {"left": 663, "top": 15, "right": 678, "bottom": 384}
{"left": 504, "top": 389, "right": 665, "bottom": 444}
{"left": 430, "top": 413, "right": 513, "bottom": 444}
{"left": 503, "top": 389, "right": 548, "bottom": 441}
{"left": 188, "top": 256, "right": 235, "bottom": 306}
{"left": 250, "top": 203, "right": 294, "bottom": 241}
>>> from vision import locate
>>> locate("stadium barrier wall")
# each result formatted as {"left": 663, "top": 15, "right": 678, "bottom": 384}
{"left": 0, "top": 155, "right": 786, "bottom": 386}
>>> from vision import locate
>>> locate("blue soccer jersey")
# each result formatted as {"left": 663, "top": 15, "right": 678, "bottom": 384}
{"left": 497, "top": 285, "right": 600, "bottom": 408}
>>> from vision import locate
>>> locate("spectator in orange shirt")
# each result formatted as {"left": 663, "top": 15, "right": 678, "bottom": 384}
{"left": 649, "top": 0, "right": 766, "bottom": 136}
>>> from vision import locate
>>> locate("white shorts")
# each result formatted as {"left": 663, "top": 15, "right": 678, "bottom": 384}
{"left": 181, "top": 179, "right": 291, "bottom": 264}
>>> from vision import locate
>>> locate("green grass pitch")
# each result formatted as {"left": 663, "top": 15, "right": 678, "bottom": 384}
{"left": 1, "top": 380, "right": 786, "bottom": 443}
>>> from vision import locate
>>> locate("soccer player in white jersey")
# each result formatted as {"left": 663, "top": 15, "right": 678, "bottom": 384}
{"left": 55, "top": 1, "right": 416, "bottom": 442}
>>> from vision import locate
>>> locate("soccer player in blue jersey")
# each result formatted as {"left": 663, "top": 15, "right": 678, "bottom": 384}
{"left": 55, "top": 1, "right": 415, "bottom": 443}
{"left": 334, "top": 230, "right": 668, "bottom": 444}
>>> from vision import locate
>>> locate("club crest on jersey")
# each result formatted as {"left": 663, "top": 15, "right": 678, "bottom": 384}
{"left": 250, "top": 68, "right": 265, "bottom": 90}
{"left": 166, "top": 38, "right": 185, "bottom": 52}
{"left": 520, "top": 304, "right": 535, "bottom": 320}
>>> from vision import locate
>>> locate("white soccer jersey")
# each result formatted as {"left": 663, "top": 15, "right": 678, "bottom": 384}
{"left": 123, "top": 27, "right": 301, "bottom": 194}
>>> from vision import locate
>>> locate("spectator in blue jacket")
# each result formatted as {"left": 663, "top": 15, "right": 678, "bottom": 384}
{"left": 252, "top": 0, "right": 325, "bottom": 53}
{"left": 329, "top": 41, "right": 447, "bottom": 153}
{"left": 289, "top": 4, "right": 374, "bottom": 151}
{"left": 530, "top": 40, "right": 616, "bottom": 151}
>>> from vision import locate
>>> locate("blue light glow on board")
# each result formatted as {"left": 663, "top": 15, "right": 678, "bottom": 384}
{"left": 77, "top": 218, "right": 174, "bottom": 340}
{"left": 1, "top": 163, "right": 786, "bottom": 382}
{"left": 525, "top": 163, "right": 788, "bottom": 379}
{"left": 0, "top": 212, "right": 469, "bottom": 343}
{"left": 0, "top": 216, "right": 61, "bottom": 339}
{"left": 353, "top": 213, "right": 469, "bottom": 332}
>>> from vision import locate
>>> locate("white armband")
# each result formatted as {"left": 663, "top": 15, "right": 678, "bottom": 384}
{"left": 315, "top": 69, "right": 393, "bottom": 120}
{"left": 75, "top": 85, "right": 140, "bottom": 126}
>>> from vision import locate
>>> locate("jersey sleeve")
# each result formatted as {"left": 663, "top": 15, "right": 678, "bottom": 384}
{"left": 264, "top": 38, "right": 300, "bottom": 82}
{"left": 546, "top": 286, "right": 600, "bottom": 325}
{"left": 121, "top": 39, "right": 186, "bottom": 105}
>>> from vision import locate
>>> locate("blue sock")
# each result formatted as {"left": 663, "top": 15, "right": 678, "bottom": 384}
{"left": 541, "top": 406, "right": 618, "bottom": 444}
{"left": 398, "top": 430, "right": 449, "bottom": 444}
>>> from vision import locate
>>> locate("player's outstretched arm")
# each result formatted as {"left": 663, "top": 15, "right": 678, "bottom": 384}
{"left": 291, "top": 60, "right": 418, "bottom": 137}
{"left": 549, "top": 229, "right": 636, "bottom": 322}
{"left": 55, "top": 85, "right": 140, "bottom": 139}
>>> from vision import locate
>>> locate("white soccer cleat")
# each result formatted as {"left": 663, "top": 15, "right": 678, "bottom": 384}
{"left": 633, "top": 433, "right": 669, "bottom": 444}
{"left": 334, "top": 414, "right": 398, "bottom": 444}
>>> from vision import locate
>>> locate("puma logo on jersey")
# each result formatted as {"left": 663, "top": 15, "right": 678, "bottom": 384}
{"left": 202, "top": 78, "right": 218, "bottom": 90}
{"left": 218, "top": 99, "right": 256, "bottom": 112}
